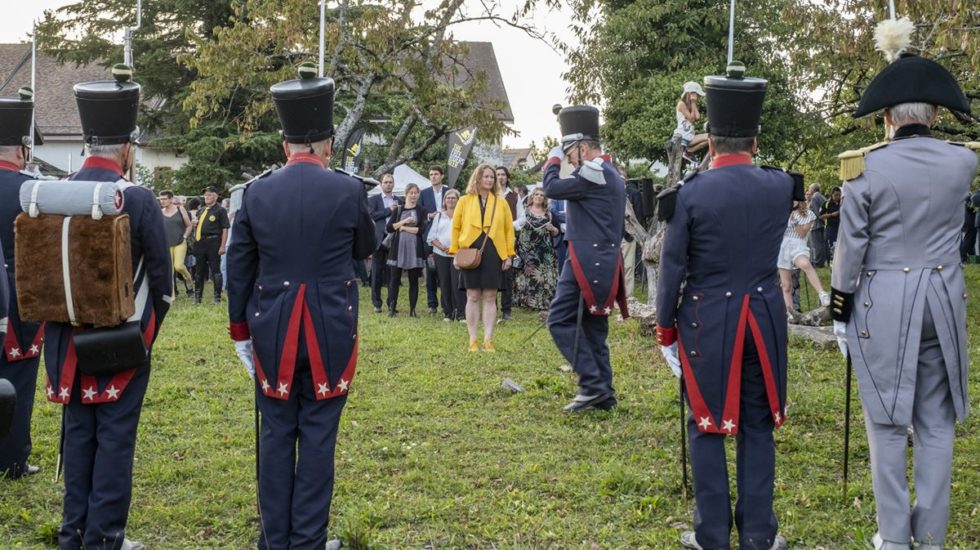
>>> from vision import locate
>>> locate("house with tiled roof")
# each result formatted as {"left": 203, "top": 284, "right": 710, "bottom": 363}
{"left": 0, "top": 43, "right": 186, "bottom": 178}
{"left": 500, "top": 147, "right": 536, "bottom": 170}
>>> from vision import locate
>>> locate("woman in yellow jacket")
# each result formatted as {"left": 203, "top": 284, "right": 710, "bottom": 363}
{"left": 451, "top": 164, "right": 515, "bottom": 352}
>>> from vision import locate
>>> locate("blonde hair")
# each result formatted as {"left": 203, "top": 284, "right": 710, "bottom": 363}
{"left": 464, "top": 164, "right": 501, "bottom": 196}
{"left": 528, "top": 187, "right": 549, "bottom": 211}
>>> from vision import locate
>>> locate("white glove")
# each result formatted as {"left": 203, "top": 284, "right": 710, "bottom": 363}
{"left": 833, "top": 321, "right": 848, "bottom": 360}
{"left": 234, "top": 339, "right": 255, "bottom": 379}
{"left": 659, "top": 343, "right": 682, "bottom": 378}
{"left": 547, "top": 145, "right": 565, "bottom": 162}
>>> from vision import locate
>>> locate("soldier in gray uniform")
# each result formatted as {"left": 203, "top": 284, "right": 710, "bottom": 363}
{"left": 830, "top": 36, "right": 977, "bottom": 550}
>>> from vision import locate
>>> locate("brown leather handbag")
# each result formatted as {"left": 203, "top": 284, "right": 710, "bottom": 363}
{"left": 455, "top": 195, "right": 496, "bottom": 270}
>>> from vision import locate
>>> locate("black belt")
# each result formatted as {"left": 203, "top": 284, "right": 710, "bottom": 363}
{"left": 201, "top": 234, "right": 222, "bottom": 240}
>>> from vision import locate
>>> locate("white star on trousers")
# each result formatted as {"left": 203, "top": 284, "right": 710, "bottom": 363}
{"left": 82, "top": 387, "right": 97, "bottom": 401}
{"left": 106, "top": 386, "right": 120, "bottom": 399}
{"left": 46, "top": 386, "right": 54, "bottom": 398}
{"left": 9, "top": 347, "right": 21, "bottom": 358}
{"left": 603, "top": 307, "right": 612, "bottom": 315}
{"left": 277, "top": 382, "right": 289, "bottom": 396}
{"left": 698, "top": 417, "right": 712, "bottom": 430}
{"left": 775, "top": 412, "right": 782, "bottom": 423}
{"left": 58, "top": 386, "right": 70, "bottom": 400}
{"left": 317, "top": 383, "right": 329, "bottom": 396}
{"left": 722, "top": 419, "right": 736, "bottom": 432}
{"left": 337, "top": 378, "right": 349, "bottom": 392}
{"left": 261, "top": 379, "right": 271, "bottom": 392}
{"left": 29, "top": 344, "right": 39, "bottom": 354}
{"left": 589, "top": 305, "right": 598, "bottom": 313}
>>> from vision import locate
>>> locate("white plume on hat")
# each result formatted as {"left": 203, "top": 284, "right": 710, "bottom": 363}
{"left": 873, "top": 17, "right": 915, "bottom": 62}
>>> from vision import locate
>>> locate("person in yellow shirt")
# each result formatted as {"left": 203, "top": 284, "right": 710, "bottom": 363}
{"left": 450, "top": 164, "right": 515, "bottom": 352}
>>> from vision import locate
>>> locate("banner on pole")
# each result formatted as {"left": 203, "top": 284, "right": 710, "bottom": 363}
{"left": 342, "top": 127, "right": 366, "bottom": 175}
{"left": 446, "top": 127, "right": 478, "bottom": 188}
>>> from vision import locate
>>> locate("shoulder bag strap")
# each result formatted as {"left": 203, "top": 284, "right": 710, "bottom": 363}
{"left": 477, "top": 195, "right": 497, "bottom": 255}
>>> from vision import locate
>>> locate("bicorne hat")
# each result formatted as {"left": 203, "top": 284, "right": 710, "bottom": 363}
{"left": 854, "top": 54, "right": 970, "bottom": 117}
{"left": 558, "top": 105, "right": 601, "bottom": 151}
{"left": 704, "top": 62, "right": 768, "bottom": 138}
{"left": 271, "top": 62, "right": 335, "bottom": 144}
{"left": 74, "top": 64, "right": 141, "bottom": 145}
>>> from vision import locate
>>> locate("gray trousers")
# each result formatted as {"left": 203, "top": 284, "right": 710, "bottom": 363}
{"left": 863, "top": 305, "right": 954, "bottom": 547}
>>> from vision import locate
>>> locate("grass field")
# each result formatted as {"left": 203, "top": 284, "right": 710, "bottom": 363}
{"left": 1, "top": 267, "right": 979, "bottom": 549}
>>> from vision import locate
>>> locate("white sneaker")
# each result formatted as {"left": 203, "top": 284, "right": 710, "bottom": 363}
{"left": 819, "top": 291, "right": 831, "bottom": 307}
{"left": 121, "top": 539, "right": 147, "bottom": 550}
{"left": 679, "top": 531, "right": 703, "bottom": 550}
{"left": 325, "top": 539, "right": 343, "bottom": 550}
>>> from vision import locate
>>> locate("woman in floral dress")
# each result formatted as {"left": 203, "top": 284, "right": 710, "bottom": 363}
{"left": 514, "top": 188, "right": 560, "bottom": 310}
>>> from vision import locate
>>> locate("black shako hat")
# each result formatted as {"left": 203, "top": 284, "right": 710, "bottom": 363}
{"left": 271, "top": 62, "right": 335, "bottom": 144}
{"left": 0, "top": 86, "right": 35, "bottom": 146}
{"left": 704, "top": 62, "right": 768, "bottom": 138}
{"left": 0, "top": 378, "right": 15, "bottom": 440}
{"left": 74, "top": 64, "right": 141, "bottom": 145}
{"left": 558, "top": 105, "right": 601, "bottom": 151}
{"left": 854, "top": 54, "right": 971, "bottom": 117}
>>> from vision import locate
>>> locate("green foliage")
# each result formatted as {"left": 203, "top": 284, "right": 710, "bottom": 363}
{"left": 2, "top": 268, "right": 979, "bottom": 547}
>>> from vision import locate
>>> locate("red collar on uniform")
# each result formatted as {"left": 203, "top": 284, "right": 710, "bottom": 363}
{"left": 0, "top": 160, "right": 20, "bottom": 172}
{"left": 286, "top": 153, "right": 326, "bottom": 167}
{"left": 709, "top": 153, "right": 753, "bottom": 170}
{"left": 81, "top": 156, "right": 125, "bottom": 176}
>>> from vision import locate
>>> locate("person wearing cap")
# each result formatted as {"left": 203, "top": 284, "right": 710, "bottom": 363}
{"left": 542, "top": 105, "right": 629, "bottom": 413}
{"left": 227, "top": 62, "right": 375, "bottom": 550}
{"left": 673, "top": 81, "right": 708, "bottom": 157}
{"left": 192, "top": 185, "right": 230, "bottom": 304}
{"left": 42, "top": 64, "right": 172, "bottom": 550}
{"left": 0, "top": 86, "right": 44, "bottom": 480}
{"left": 656, "top": 62, "right": 800, "bottom": 550}
{"left": 830, "top": 19, "right": 978, "bottom": 550}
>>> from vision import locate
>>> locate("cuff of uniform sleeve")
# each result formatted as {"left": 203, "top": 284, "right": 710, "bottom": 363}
{"left": 656, "top": 325, "right": 677, "bottom": 346}
{"left": 829, "top": 288, "right": 853, "bottom": 322}
{"left": 545, "top": 156, "right": 562, "bottom": 168}
{"left": 229, "top": 322, "right": 251, "bottom": 341}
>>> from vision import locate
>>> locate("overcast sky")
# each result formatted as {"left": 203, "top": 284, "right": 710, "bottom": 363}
{"left": 0, "top": 1, "right": 577, "bottom": 149}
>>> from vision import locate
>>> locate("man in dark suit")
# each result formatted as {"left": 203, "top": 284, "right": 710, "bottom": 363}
{"left": 368, "top": 173, "right": 400, "bottom": 313}
{"left": 418, "top": 165, "right": 447, "bottom": 314}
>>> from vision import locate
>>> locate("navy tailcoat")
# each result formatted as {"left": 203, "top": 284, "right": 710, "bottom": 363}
{"left": 656, "top": 159, "right": 794, "bottom": 435}
{"left": 227, "top": 154, "right": 376, "bottom": 401}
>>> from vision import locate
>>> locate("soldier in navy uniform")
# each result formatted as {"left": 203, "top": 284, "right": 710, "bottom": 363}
{"left": 656, "top": 63, "right": 800, "bottom": 550}
{"left": 0, "top": 87, "right": 44, "bottom": 479}
{"left": 0, "top": 236, "right": 11, "bottom": 443}
{"left": 227, "top": 63, "right": 376, "bottom": 550}
{"left": 542, "top": 105, "right": 629, "bottom": 413}
{"left": 41, "top": 65, "right": 172, "bottom": 550}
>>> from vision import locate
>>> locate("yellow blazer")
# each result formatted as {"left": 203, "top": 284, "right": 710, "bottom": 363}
{"left": 450, "top": 193, "right": 515, "bottom": 259}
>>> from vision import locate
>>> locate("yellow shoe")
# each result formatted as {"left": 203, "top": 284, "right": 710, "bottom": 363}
{"left": 468, "top": 340, "right": 480, "bottom": 352}
{"left": 482, "top": 340, "right": 495, "bottom": 353}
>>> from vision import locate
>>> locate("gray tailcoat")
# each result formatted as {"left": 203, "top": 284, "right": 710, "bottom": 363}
{"left": 831, "top": 133, "right": 977, "bottom": 425}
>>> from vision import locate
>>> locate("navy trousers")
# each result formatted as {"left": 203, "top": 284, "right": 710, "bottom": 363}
{"left": 548, "top": 260, "right": 614, "bottom": 397}
{"left": 688, "top": 335, "right": 778, "bottom": 550}
{"left": 59, "top": 365, "right": 150, "bottom": 550}
{"left": 256, "top": 357, "right": 346, "bottom": 550}
{"left": 424, "top": 259, "right": 439, "bottom": 310}
{"left": 0, "top": 356, "right": 40, "bottom": 478}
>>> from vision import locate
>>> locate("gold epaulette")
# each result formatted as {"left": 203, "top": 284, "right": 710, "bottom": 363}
{"left": 838, "top": 141, "right": 889, "bottom": 182}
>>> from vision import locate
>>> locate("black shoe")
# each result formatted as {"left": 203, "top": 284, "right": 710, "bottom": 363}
{"left": 194, "top": 291, "right": 203, "bottom": 305}
{"left": 213, "top": 295, "right": 221, "bottom": 304}
{"left": 409, "top": 309, "right": 418, "bottom": 318}
{"left": 388, "top": 309, "right": 396, "bottom": 317}
{"left": 562, "top": 392, "right": 614, "bottom": 413}
{"left": 374, "top": 306, "right": 382, "bottom": 313}
{"left": 502, "top": 312, "right": 512, "bottom": 321}
{"left": 185, "top": 288, "right": 194, "bottom": 298}
{"left": 594, "top": 396, "right": 618, "bottom": 411}
{"left": 428, "top": 307, "right": 437, "bottom": 315}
